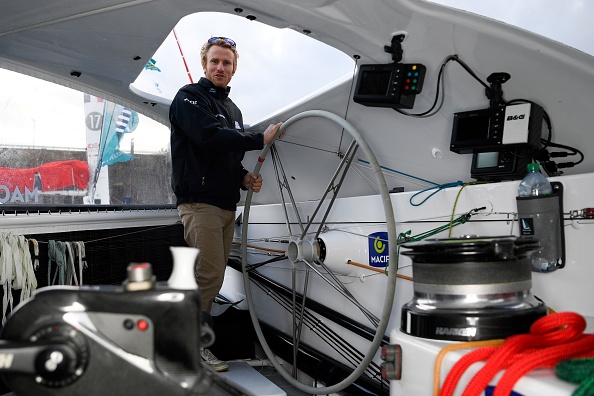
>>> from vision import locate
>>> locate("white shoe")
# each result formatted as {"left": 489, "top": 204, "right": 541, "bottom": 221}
{"left": 200, "top": 348, "right": 229, "bottom": 372}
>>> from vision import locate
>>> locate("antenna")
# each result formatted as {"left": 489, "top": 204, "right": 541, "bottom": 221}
{"left": 485, "top": 72, "right": 511, "bottom": 107}
{"left": 384, "top": 34, "right": 406, "bottom": 63}
{"left": 173, "top": 28, "right": 194, "bottom": 83}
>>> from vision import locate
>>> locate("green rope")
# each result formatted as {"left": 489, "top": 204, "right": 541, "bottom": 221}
{"left": 389, "top": 211, "right": 473, "bottom": 276}
{"left": 398, "top": 212, "right": 470, "bottom": 245}
{"left": 556, "top": 358, "right": 594, "bottom": 396}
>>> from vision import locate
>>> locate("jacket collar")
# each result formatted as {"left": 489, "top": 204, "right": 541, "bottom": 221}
{"left": 198, "top": 77, "right": 231, "bottom": 99}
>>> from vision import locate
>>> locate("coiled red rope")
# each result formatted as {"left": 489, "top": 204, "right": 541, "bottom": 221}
{"left": 439, "top": 312, "right": 594, "bottom": 396}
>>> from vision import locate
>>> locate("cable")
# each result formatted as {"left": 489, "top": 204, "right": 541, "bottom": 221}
{"left": 395, "top": 54, "right": 490, "bottom": 118}
{"left": 395, "top": 55, "right": 454, "bottom": 118}
{"left": 547, "top": 140, "right": 584, "bottom": 165}
{"left": 357, "top": 158, "right": 439, "bottom": 186}
{"left": 409, "top": 180, "right": 465, "bottom": 206}
{"left": 448, "top": 181, "right": 490, "bottom": 236}
{"left": 340, "top": 55, "right": 361, "bottom": 149}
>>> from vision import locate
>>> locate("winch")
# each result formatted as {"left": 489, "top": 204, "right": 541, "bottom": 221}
{"left": 400, "top": 235, "right": 547, "bottom": 341}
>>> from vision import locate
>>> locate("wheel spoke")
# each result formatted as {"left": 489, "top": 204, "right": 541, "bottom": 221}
{"left": 292, "top": 266, "right": 310, "bottom": 377}
{"left": 312, "top": 258, "right": 379, "bottom": 327}
{"left": 300, "top": 141, "right": 359, "bottom": 240}
{"left": 271, "top": 145, "right": 305, "bottom": 236}
{"left": 269, "top": 138, "right": 377, "bottom": 326}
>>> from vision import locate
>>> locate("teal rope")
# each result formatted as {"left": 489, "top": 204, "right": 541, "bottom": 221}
{"left": 410, "top": 181, "right": 465, "bottom": 206}
{"left": 355, "top": 159, "right": 467, "bottom": 207}
{"left": 556, "top": 358, "right": 594, "bottom": 396}
{"left": 356, "top": 159, "right": 439, "bottom": 186}
{"left": 48, "top": 240, "right": 66, "bottom": 285}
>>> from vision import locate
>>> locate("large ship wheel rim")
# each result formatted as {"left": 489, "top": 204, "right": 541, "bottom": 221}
{"left": 241, "top": 109, "right": 398, "bottom": 395}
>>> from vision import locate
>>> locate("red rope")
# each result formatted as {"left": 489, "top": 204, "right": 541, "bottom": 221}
{"left": 439, "top": 347, "right": 499, "bottom": 396}
{"left": 439, "top": 312, "right": 594, "bottom": 396}
{"left": 494, "top": 335, "right": 594, "bottom": 396}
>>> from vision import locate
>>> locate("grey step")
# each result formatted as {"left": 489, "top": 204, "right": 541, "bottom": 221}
{"left": 217, "top": 362, "right": 287, "bottom": 396}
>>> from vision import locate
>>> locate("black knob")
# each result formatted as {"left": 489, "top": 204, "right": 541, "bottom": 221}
{"left": 35, "top": 345, "right": 77, "bottom": 383}
{"left": 30, "top": 324, "right": 89, "bottom": 387}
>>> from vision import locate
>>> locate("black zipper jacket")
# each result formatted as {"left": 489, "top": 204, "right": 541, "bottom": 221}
{"left": 169, "top": 78, "right": 264, "bottom": 210}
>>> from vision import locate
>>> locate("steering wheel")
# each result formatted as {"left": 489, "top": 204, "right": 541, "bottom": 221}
{"left": 241, "top": 110, "right": 398, "bottom": 394}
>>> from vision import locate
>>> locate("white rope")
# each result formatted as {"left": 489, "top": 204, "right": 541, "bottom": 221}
{"left": 0, "top": 233, "right": 14, "bottom": 325}
{"left": 18, "top": 235, "right": 37, "bottom": 304}
{"left": 65, "top": 242, "right": 77, "bottom": 286}
{"left": 7, "top": 235, "right": 23, "bottom": 291}
{"left": 28, "top": 238, "right": 40, "bottom": 269}
{"left": 75, "top": 241, "right": 87, "bottom": 285}
{"left": 0, "top": 233, "right": 40, "bottom": 324}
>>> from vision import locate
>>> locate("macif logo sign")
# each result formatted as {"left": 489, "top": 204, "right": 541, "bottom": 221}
{"left": 368, "top": 231, "right": 389, "bottom": 267}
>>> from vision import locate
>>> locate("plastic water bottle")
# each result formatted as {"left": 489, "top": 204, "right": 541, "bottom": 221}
{"left": 517, "top": 162, "right": 556, "bottom": 272}
{"left": 518, "top": 163, "right": 552, "bottom": 197}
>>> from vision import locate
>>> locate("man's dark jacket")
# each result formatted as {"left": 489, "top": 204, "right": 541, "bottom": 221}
{"left": 169, "top": 78, "right": 264, "bottom": 210}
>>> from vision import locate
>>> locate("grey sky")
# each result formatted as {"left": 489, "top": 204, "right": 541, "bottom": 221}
{"left": 132, "top": 12, "right": 355, "bottom": 125}
{"left": 431, "top": 0, "right": 594, "bottom": 56}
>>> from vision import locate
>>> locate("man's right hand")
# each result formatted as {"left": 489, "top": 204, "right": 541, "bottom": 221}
{"left": 263, "top": 122, "right": 283, "bottom": 145}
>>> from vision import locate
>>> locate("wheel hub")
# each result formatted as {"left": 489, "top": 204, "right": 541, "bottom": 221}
{"left": 287, "top": 236, "right": 317, "bottom": 264}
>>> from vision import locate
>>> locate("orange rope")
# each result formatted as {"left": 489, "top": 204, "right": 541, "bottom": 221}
{"left": 433, "top": 339, "right": 505, "bottom": 396}
{"left": 232, "top": 241, "right": 285, "bottom": 254}
{"left": 346, "top": 260, "right": 413, "bottom": 281}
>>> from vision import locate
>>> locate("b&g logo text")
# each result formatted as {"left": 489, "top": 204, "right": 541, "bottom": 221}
{"left": 506, "top": 114, "right": 526, "bottom": 121}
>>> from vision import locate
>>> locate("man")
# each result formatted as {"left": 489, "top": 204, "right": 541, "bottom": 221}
{"left": 169, "top": 37, "right": 282, "bottom": 371}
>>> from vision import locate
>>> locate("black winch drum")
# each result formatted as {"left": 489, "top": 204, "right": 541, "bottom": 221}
{"left": 400, "top": 236, "right": 547, "bottom": 341}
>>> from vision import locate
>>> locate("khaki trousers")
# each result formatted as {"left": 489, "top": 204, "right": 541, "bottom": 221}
{"left": 177, "top": 202, "right": 235, "bottom": 313}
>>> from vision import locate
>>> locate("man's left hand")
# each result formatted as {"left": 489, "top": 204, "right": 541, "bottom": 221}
{"left": 243, "top": 173, "right": 263, "bottom": 192}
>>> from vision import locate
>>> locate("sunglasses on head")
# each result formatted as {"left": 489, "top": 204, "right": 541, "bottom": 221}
{"left": 208, "top": 37, "right": 236, "bottom": 47}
